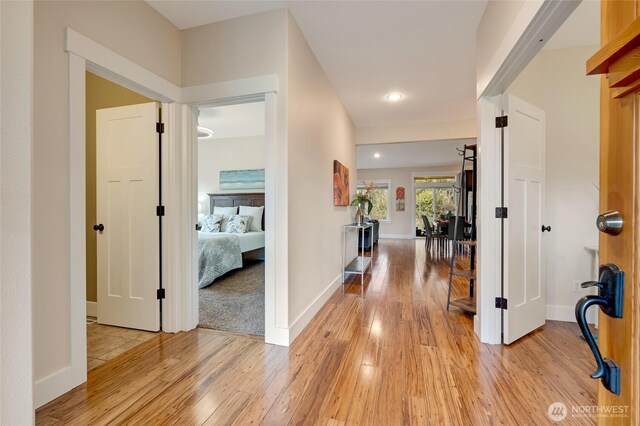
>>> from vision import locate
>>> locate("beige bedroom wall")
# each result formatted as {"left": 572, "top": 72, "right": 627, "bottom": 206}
{"left": 197, "top": 135, "right": 266, "bottom": 206}
{"left": 286, "top": 13, "right": 356, "bottom": 326}
{"left": 33, "top": 0, "right": 180, "bottom": 387}
{"left": 85, "top": 72, "right": 152, "bottom": 303}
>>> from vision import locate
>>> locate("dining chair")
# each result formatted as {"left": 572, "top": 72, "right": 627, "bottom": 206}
{"left": 448, "top": 216, "right": 466, "bottom": 254}
{"left": 422, "top": 215, "right": 434, "bottom": 250}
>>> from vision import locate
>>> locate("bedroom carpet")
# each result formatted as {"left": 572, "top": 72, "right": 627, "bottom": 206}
{"left": 198, "top": 260, "right": 264, "bottom": 336}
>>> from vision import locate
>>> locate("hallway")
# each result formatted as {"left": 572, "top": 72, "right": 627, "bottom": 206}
{"left": 36, "top": 239, "right": 596, "bottom": 425}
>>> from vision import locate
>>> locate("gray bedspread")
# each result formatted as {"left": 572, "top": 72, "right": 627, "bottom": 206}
{"left": 198, "top": 232, "right": 243, "bottom": 288}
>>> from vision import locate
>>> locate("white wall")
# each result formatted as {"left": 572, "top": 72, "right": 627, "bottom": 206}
{"left": 286, "top": 13, "right": 356, "bottom": 339}
{"left": 33, "top": 0, "right": 181, "bottom": 405}
{"left": 508, "top": 46, "right": 600, "bottom": 322}
{"left": 357, "top": 166, "right": 459, "bottom": 238}
{"left": 1, "top": 1, "right": 34, "bottom": 422}
{"left": 197, "top": 135, "right": 265, "bottom": 204}
{"left": 181, "top": 9, "right": 286, "bottom": 87}
{"left": 356, "top": 118, "right": 476, "bottom": 145}
{"left": 476, "top": 0, "right": 525, "bottom": 97}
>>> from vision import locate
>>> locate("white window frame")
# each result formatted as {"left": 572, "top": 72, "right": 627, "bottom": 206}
{"left": 357, "top": 179, "right": 391, "bottom": 223}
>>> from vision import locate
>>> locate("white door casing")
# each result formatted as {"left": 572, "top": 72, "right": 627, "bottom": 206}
{"left": 503, "top": 94, "right": 546, "bottom": 344}
{"left": 96, "top": 102, "right": 160, "bottom": 331}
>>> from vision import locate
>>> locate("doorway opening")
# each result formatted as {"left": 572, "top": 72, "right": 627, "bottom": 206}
{"left": 195, "top": 99, "right": 267, "bottom": 338}
{"left": 85, "top": 72, "right": 163, "bottom": 371}
{"left": 413, "top": 176, "right": 456, "bottom": 236}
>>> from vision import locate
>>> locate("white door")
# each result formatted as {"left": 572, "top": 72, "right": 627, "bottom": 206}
{"left": 503, "top": 94, "right": 546, "bottom": 344}
{"left": 96, "top": 102, "right": 160, "bottom": 331}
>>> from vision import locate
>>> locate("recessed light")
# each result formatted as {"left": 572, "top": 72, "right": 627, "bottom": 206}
{"left": 198, "top": 126, "right": 213, "bottom": 139}
{"left": 385, "top": 92, "right": 404, "bottom": 102}
{"left": 374, "top": 152, "right": 381, "bottom": 158}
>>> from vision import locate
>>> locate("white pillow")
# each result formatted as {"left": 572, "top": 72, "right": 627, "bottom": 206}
{"left": 225, "top": 215, "right": 252, "bottom": 233}
{"left": 239, "top": 205, "right": 264, "bottom": 232}
{"left": 213, "top": 206, "right": 238, "bottom": 231}
{"left": 201, "top": 214, "right": 224, "bottom": 232}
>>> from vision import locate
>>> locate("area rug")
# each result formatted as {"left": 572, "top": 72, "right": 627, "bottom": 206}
{"left": 198, "top": 260, "right": 265, "bottom": 336}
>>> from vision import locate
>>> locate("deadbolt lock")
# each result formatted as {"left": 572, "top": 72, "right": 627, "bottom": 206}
{"left": 596, "top": 211, "right": 623, "bottom": 235}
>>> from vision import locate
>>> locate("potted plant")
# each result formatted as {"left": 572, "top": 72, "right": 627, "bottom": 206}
{"left": 351, "top": 182, "right": 374, "bottom": 225}
{"left": 442, "top": 202, "right": 456, "bottom": 219}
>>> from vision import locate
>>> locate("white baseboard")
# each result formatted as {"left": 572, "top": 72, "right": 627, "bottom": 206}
{"left": 265, "top": 326, "right": 290, "bottom": 347}
{"left": 379, "top": 234, "right": 414, "bottom": 240}
{"left": 546, "top": 304, "right": 595, "bottom": 324}
{"left": 86, "top": 301, "right": 97, "bottom": 317}
{"left": 288, "top": 274, "right": 342, "bottom": 344}
{"left": 34, "top": 364, "right": 86, "bottom": 408}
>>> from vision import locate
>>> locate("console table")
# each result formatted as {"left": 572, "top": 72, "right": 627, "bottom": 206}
{"left": 342, "top": 223, "right": 373, "bottom": 286}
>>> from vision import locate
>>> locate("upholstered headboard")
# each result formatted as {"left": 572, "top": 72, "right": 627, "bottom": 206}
{"left": 208, "top": 193, "right": 265, "bottom": 230}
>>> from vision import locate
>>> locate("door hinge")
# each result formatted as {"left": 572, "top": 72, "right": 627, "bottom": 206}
{"left": 157, "top": 206, "right": 165, "bottom": 216}
{"left": 157, "top": 288, "right": 165, "bottom": 300}
{"left": 495, "top": 207, "right": 508, "bottom": 218}
{"left": 495, "top": 115, "right": 508, "bottom": 128}
{"left": 156, "top": 122, "right": 165, "bottom": 134}
{"left": 495, "top": 297, "right": 508, "bottom": 310}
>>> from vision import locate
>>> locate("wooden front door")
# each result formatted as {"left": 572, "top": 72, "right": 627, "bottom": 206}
{"left": 586, "top": 2, "right": 640, "bottom": 423}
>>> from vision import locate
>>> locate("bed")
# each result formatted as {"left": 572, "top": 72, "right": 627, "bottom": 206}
{"left": 198, "top": 193, "right": 265, "bottom": 288}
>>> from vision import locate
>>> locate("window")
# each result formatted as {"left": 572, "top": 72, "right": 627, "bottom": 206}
{"left": 413, "top": 176, "right": 456, "bottom": 184}
{"left": 414, "top": 175, "right": 457, "bottom": 230}
{"left": 357, "top": 181, "right": 390, "bottom": 221}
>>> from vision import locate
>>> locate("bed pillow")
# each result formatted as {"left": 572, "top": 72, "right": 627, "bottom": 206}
{"left": 239, "top": 205, "right": 264, "bottom": 232}
{"left": 225, "top": 215, "right": 252, "bottom": 233}
{"left": 213, "top": 206, "right": 238, "bottom": 230}
{"left": 201, "top": 214, "right": 224, "bottom": 233}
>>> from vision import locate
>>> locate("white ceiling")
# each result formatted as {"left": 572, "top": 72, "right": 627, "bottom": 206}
{"left": 543, "top": 0, "right": 600, "bottom": 50}
{"left": 147, "top": 1, "right": 487, "bottom": 129}
{"left": 147, "top": 1, "right": 284, "bottom": 30}
{"left": 198, "top": 101, "right": 265, "bottom": 140}
{"left": 357, "top": 139, "right": 474, "bottom": 170}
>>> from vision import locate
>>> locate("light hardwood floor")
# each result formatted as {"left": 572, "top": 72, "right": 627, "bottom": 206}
{"left": 86, "top": 318, "right": 158, "bottom": 371}
{"left": 37, "top": 239, "right": 596, "bottom": 425}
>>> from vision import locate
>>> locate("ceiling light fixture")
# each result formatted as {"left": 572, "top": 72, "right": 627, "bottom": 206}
{"left": 198, "top": 126, "right": 214, "bottom": 139}
{"left": 374, "top": 152, "right": 381, "bottom": 158}
{"left": 385, "top": 92, "right": 404, "bottom": 102}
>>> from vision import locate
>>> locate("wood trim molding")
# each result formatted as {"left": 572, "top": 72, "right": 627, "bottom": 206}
{"left": 64, "top": 28, "right": 181, "bottom": 102}
{"left": 587, "top": 16, "right": 640, "bottom": 75}
{"left": 587, "top": 15, "right": 640, "bottom": 98}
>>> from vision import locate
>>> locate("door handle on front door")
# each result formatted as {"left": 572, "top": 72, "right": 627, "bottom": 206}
{"left": 93, "top": 224, "right": 104, "bottom": 232}
{"left": 575, "top": 263, "right": 624, "bottom": 395}
{"left": 597, "top": 210, "right": 623, "bottom": 235}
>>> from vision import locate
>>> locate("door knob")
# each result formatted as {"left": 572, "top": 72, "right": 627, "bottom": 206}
{"left": 575, "top": 263, "right": 624, "bottom": 395}
{"left": 597, "top": 210, "right": 623, "bottom": 235}
{"left": 541, "top": 225, "right": 551, "bottom": 232}
{"left": 93, "top": 224, "right": 104, "bottom": 232}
